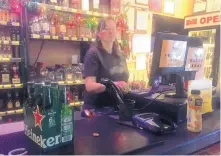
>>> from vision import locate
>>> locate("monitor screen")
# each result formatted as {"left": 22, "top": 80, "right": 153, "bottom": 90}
{"left": 159, "top": 40, "right": 187, "bottom": 68}
{"left": 185, "top": 47, "right": 205, "bottom": 71}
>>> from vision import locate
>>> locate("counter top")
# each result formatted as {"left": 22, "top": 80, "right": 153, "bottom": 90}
{"left": 0, "top": 110, "right": 220, "bottom": 155}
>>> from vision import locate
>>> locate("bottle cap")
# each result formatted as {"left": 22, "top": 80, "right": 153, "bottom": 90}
{"left": 191, "top": 90, "right": 201, "bottom": 95}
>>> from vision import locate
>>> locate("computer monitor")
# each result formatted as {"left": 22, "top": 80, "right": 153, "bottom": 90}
{"left": 149, "top": 32, "right": 203, "bottom": 98}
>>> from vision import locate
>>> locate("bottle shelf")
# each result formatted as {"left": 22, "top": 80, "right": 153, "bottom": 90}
{"left": 36, "top": 3, "right": 110, "bottom": 18}
{"left": 57, "top": 81, "right": 84, "bottom": 86}
{"left": 30, "top": 34, "right": 123, "bottom": 43}
{"left": 30, "top": 34, "right": 96, "bottom": 42}
{"left": 0, "top": 41, "right": 20, "bottom": 45}
{"left": 0, "top": 21, "right": 20, "bottom": 27}
{"left": 69, "top": 101, "right": 83, "bottom": 107}
{"left": 0, "top": 108, "right": 23, "bottom": 117}
{"left": 0, "top": 84, "right": 23, "bottom": 89}
{"left": 0, "top": 58, "right": 22, "bottom": 63}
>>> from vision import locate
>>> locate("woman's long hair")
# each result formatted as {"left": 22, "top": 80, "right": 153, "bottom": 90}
{"left": 95, "top": 17, "right": 121, "bottom": 56}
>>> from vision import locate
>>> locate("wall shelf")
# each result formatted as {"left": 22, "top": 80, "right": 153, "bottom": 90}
{"left": 0, "top": 41, "right": 20, "bottom": 45}
{"left": 0, "top": 84, "right": 23, "bottom": 89}
{"left": 0, "top": 108, "right": 23, "bottom": 117}
{"left": 0, "top": 58, "right": 22, "bottom": 63}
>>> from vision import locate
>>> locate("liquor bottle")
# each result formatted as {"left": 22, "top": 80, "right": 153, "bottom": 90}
{"left": 14, "top": 91, "right": 21, "bottom": 108}
{"left": 0, "top": 64, "right": 11, "bottom": 84}
{"left": 60, "top": 86, "right": 73, "bottom": 143}
{"left": 47, "top": 0, "right": 58, "bottom": 5}
{"left": 41, "top": 16, "right": 50, "bottom": 35}
{"left": 65, "top": 65, "right": 73, "bottom": 81}
{"left": 50, "top": 19, "right": 56, "bottom": 36}
{"left": 6, "top": 45, "right": 12, "bottom": 58}
{"left": 16, "top": 30, "right": 20, "bottom": 41}
{"left": 11, "top": 29, "right": 16, "bottom": 41}
{"left": 12, "top": 63, "right": 20, "bottom": 84}
{"left": 66, "top": 87, "right": 73, "bottom": 103}
{"left": 6, "top": 92, "right": 13, "bottom": 110}
{"left": 58, "top": 0, "right": 64, "bottom": 6}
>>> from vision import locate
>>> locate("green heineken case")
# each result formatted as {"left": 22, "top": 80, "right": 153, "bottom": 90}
{"left": 24, "top": 83, "right": 74, "bottom": 151}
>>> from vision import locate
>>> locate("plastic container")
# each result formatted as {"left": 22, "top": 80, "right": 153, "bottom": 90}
{"left": 187, "top": 90, "right": 203, "bottom": 132}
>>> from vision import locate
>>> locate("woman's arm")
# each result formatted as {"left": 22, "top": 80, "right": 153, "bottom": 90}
{"left": 85, "top": 76, "right": 106, "bottom": 93}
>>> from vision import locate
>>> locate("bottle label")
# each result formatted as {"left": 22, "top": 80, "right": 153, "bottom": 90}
{"left": 195, "top": 99, "right": 203, "bottom": 106}
{"left": 7, "top": 102, "right": 13, "bottom": 109}
{"left": 61, "top": 104, "right": 73, "bottom": 143}
{"left": 48, "top": 111, "right": 56, "bottom": 128}
{"left": 43, "top": 23, "right": 50, "bottom": 33}
{"left": 60, "top": 25, "right": 67, "bottom": 35}
{"left": 2, "top": 74, "right": 9, "bottom": 83}
{"left": 15, "top": 101, "right": 21, "bottom": 108}
{"left": 12, "top": 78, "right": 21, "bottom": 84}
{"left": 50, "top": 0, "right": 58, "bottom": 3}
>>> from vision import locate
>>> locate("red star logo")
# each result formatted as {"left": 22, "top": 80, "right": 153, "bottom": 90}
{"left": 33, "top": 105, "right": 45, "bottom": 131}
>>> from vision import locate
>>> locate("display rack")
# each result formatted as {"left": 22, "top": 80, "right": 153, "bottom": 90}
{"left": 0, "top": 3, "right": 25, "bottom": 123}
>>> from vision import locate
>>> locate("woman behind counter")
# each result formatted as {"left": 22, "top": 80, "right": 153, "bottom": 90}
{"left": 83, "top": 17, "right": 129, "bottom": 110}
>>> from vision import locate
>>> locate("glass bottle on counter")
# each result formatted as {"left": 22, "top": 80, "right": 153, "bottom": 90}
{"left": 14, "top": 91, "right": 21, "bottom": 108}
{"left": 1, "top": 64, "right": 11, "bottom": 84}
{"left": 6, "top": 92, "right": 13, "bottom": 110}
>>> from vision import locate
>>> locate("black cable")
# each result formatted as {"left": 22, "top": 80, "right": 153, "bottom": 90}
{"left": 134, "top": 93, "right": 165, "bottom": 111}
{"left": 34, "top": 41, "right": 45, "bottom": 67}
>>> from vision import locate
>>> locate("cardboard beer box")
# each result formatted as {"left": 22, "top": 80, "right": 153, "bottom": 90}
{"left": 24, "top": 83, "right": 74, "bottom": 151}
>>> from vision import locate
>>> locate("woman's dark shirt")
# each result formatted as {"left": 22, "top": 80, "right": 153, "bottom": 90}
{"left": 83, "top": 46, "right": 129, "bottom": 109}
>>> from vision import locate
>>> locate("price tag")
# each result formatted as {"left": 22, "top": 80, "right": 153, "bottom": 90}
{"left": 14, "top": 84, "right": 22, "bottom": 88}
{"left": 6, "top": 110, "right": 15, "bottom": 115}
{"left": 63, "top": 37, "right": 69, "bottom": 40}
{"left": 58, "top": 81, "right": 65, "bottom": 85}
{"left": 93, "top": 12, "right": 100, "bottom": 16}
{"left": 12, "top": 22, "right": 20, "bottom": 26}
{"left": 16, "top": 109, "right": 23, "bottom": 114}
{"left": 2, "top": 58, "right": 10, "bottom": 61}
{"left": 32, "top": 34, "right": 40, "bottom": 38}
{"left": 0, "top": 21, "right": 7, "bottom": 25}
{"left": 83, "top": 38, "right": 89, "bottom": 41}
{"left": 43, "top": 35, "right": 51, "bottom": 39}
{"left": 72, "top": 9, "right": 77, "bottom": 12}
{"left": 12, "top": 78, "right": 21, "bottom": 84}
{"left": 12, "top": 41, "right": 19, "bottom": 45}
{"left": 71, "top": 37, "right": 77, "bottom": 41}
{"left": 0, "top": 111, "right": 6, "bottom": 116}
{"left": 103, "top": 14, "right": 108, "bottom": 17}
{"left": 66, "top": 81, "right": 74, "bottom": 84}
{"left": 52, "top": 36, "right": 59, "bottom": 40}
{"left": 0, "top": 85, "right": 2, "bottom": 88}
{"left": 55, "top": 6, "right": 62, "bottom": 10}
{"left": 4, "top": 84, "right": 11, "bottom": 88}
{"left": 3, "top": 41, "right": 9, "bottom": 45}
{"left": 91, "top": 38, "right": 96, "bottom": 42}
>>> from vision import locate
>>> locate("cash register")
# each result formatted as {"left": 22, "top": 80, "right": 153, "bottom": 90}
{"left": 125, "top": 32, "right": 203, "bottom": 124}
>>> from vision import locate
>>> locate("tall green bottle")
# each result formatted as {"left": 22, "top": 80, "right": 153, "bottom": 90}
{"left": 60, "top": 86, "right": 73, "bottom": 143}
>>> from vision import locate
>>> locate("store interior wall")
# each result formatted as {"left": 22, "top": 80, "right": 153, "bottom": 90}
{"left": 29, "top": 41, "right": 80, "bottom": 66}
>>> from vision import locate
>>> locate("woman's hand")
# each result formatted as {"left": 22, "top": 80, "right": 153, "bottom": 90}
{"left": 114, "top": 81, "right": 130, "bottom": 93}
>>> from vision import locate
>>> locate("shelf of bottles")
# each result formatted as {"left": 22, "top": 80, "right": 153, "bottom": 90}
{"left": 0, "top": 2, "right": 23, "bottom": 122}
{"left": 189, "top": 29, "right": 216, "bottom": 79}
{"left": 26, "top": 0, "right": 120, "bottom": 43}
{"left": 36, "top": 2, "right": 110, "bottom": 18}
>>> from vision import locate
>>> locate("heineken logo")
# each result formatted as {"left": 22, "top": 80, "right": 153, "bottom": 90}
{"left": 24, "top": 125, "right": 61, "bottom": 148}
{"left": 33, "top": 105, "right": 45, "bottom": 131}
